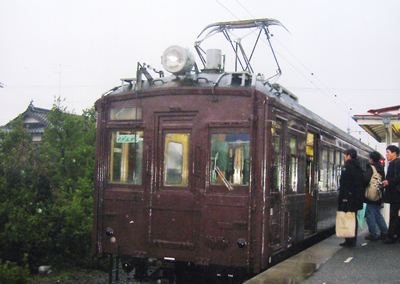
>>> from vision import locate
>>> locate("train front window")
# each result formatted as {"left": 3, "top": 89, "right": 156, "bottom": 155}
{"left": 110, "top": 107, "right": 142, "bottom": 120}
{"left": 210, "top": 134, "right": 250, "bottom": 187}
{"left": 164, "top": 133, "right": 190, "bottom": 187}
{"left": 110, "top": 131, "right": 143, "bottom": 185}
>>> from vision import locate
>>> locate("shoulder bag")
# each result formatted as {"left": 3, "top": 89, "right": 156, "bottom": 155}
{"left": 336, "top": 211, "right": 356, "bottom": 238}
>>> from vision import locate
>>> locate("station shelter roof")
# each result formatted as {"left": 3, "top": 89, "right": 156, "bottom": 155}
{"left": 352, "top": 105, "right": 400, "bottom": 143}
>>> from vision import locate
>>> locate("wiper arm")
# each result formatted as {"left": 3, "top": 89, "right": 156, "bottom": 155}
{"left": 214, "top": 152, "right": 234, "bottom": 191}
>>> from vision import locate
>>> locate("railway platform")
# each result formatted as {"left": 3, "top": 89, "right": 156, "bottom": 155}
{"left": 245, "top": 229, "right": 400, "bottom": 284}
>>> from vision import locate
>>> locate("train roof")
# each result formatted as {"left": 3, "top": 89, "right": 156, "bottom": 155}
{"left": 100, "top": 18, "right": 373, "bottom": 154}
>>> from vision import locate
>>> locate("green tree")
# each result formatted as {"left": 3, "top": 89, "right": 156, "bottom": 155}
{"left": 42, "top": 98, "right": 96, "bottom": 193}
{"left": 0, "top": 98, "right": 97, "bottom": 272}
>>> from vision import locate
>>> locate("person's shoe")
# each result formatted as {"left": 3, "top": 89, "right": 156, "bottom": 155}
{"left": 383, "top": 238, "right": 397, "bottom": 244}
{"left": 365, "top": 234, "right": 378, "bottom": 241}
{"left": 379, "top": 233, "right": 388, "bottom": 240}
{"left": 339, "top": 242, "right": 348, "bottom": 247}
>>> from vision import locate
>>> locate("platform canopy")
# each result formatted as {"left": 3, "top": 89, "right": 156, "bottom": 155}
{"left": 352, "top": 105, "right": 400, "bottom": 144}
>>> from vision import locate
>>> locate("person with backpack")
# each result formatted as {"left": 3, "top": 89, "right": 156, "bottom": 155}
{"left": 382, "top": 145, "right": 400, "bottom": 244}
{"left": 363, "top": 151, "right": 388, "bottom": 241}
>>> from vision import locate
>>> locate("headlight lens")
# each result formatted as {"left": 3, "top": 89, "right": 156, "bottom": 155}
{"left": 237, "top": 239, "right": 247, "bottom": 249}
{"left": 161, "top": 45, "right": 195, "bottom": 75}
{"left": 105, "top": 227, "right": 114, "bottom": 237}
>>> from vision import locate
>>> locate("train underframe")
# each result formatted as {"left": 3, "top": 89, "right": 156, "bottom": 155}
{"left": 108, "top": 254, "right": 250, "bottom": 284}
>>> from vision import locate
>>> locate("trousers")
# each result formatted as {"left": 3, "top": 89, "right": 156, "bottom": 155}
{"left": 388, "top": 202, "right": 400, "bottom": 240}
{"left": 365, "top": 204, "right": 388, "bottom": 239}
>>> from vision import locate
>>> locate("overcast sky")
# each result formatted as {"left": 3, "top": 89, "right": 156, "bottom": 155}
{"left": 1, "top": 0, "right": 399, "bottom": 150}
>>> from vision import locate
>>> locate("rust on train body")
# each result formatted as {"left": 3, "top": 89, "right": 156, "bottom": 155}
{"left": 92, "top": 19, "right": 372, "bottom": 281}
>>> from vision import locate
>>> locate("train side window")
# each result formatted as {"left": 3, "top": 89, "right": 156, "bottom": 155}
{"left": 288, "top": 136, "right": 299, "bottom": 192}
{"left": 164, "top": 133, "right": 190, "bottom": 187}
{"left": 271, "top": 121, "right": 283, "bottom": 193}
{"left": 335, "top": 150, "right": 342, "bottom": 190}
{"left": 328, "top": 148, "right": 336, "bottom": 191}
{"left": 210, "top": 134, "right": 250, "bottom": 187}
{"left": 110, "top": 131, "right": 143, "bottom": 184}
{"left": 306, "top": 132, "right": 315, "bottom": 194}
{"left": 319, "top": 146, "right": 328, "bottom": 191}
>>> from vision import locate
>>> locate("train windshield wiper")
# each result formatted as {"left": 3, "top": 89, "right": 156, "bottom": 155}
{"left": 214, "top": 152, "right": 234, "bottom": 191}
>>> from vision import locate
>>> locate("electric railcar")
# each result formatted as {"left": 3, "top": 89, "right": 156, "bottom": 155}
{"left": 92, "top": 19, "right": 372, "bottom": 283}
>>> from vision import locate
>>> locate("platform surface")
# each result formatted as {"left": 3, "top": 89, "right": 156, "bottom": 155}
{"left": 245, "top": 230, "right": 400, "bottom": 284}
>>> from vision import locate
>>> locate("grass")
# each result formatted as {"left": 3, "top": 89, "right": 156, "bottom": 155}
{"left": 29, "top": 267, "right": 108, "bottom": 283}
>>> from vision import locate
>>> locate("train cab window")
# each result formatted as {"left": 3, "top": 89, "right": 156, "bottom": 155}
{"left": 210, "top": 134, "right": 250, "bottom": 187}
{"left": 110, "top": 131, "right": 143, "bottom": 184}
{"left": 164, "top": 133, "right": 190, "bottom": 187}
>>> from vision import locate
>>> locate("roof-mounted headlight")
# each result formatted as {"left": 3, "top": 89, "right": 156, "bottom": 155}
{"left": 161, "top": 45, "right": 195, "bottom": 75}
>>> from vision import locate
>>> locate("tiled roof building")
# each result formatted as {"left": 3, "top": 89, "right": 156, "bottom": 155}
{"left": 1, "top": 101, "right": 51, "bottom": 142}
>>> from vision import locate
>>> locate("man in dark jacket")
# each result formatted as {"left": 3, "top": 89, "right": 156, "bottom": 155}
{"left": 382, "top": 145, "right": 400, "bottom": 244}
{"left": 363, "top": 151, "right": 388, "bottom": 241}
{"left": 338, "top": 148, "right": 364, "bottom": 247}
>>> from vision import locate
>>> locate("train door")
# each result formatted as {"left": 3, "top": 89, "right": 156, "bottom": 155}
{"left": 269, "top": 119, "right": 285, "bottom": 254}
{"left": 284, "top": 128, "right": 306, "bottom": 246}
{"left": 304, "top": 132, "right": 318, "bottom": 237}
{"left": 148, "top": 113, "right": 199, "bottom": 251}
{"left": 205, "top": 126, "right": 251, "bottom": 268}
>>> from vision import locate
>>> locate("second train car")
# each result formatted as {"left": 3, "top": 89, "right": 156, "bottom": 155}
{"left": 92, "top": 19, "right": 372, "bottom": 283}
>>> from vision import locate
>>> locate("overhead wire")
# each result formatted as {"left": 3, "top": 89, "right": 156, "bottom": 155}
{"left": 215, "top": 0, "right": 240, "bottom": 20}
{"left": 219, "top": 0, "right": 358, "bottom": 131}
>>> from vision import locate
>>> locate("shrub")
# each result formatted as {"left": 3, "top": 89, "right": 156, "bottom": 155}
{"left": 0, "top": 100, "right": 97, "bottom": 273}
{"left": 0, "top": 260, "right": 30, "bottom": 284}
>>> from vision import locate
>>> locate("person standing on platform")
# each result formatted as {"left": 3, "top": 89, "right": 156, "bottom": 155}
{"left": 363, "top": 151, "right": 388, "bottom": 241}
{"left": 338, "top": 148, "right": 364, "bottom": 247}
{"left": 382, "top": 145, "right": 400, "bottom": 244}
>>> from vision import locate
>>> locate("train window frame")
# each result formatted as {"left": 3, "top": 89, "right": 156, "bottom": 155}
{"left": 288, "top": 136, "right": 299, "bottom": 193}
{"left": 327, "top": 148, "right": 335, "bottom": 191}
{"left": 318, "top": 146, "right": 344, "bottom": 192}
{"left": 334, "top": 150, "right": 342, "bottom": 190}
{"left": 109, "top": 130, "right": 144, "bottom": 185}
{"left": 162, "top": 132, "right": 190, "bottom": 188}
{"left": 319, "top": 146, "right": 329, "bottom": 192}
{"left": 208, "top": 126, "right": 251, "bottom": 193}
{"left": 110, "top": 107, "right": 142, "bottom": 121}
{"left": 286, "top": 130, "right": 306, "bottom": 194}
{"left": 271, "top": 120, "right": 283, "bottom": 193}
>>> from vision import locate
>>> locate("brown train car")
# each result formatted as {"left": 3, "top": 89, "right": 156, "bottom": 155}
{"left": 92, "top": 19, "right": 373, "bottom": 283}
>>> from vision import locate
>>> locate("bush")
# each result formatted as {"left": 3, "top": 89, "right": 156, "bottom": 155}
{"left": 0, "top": 100, "right": 97, "bottom": 273}
{"left": 0, "top": 260, "right": 30, "bottom": 284}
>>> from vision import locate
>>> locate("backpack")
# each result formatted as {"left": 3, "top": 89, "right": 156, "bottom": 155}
{"left": 365, "top": 165, "right": 382, "bottom": 201}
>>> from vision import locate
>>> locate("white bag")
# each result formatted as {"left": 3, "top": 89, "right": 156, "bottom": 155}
{"left": 336, "top": 211, "right": 356, "bottom": 238}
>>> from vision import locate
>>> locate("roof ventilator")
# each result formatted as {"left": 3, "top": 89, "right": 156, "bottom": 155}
{"left": 230, "top": 72, "right": 253, "bottom": 87}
